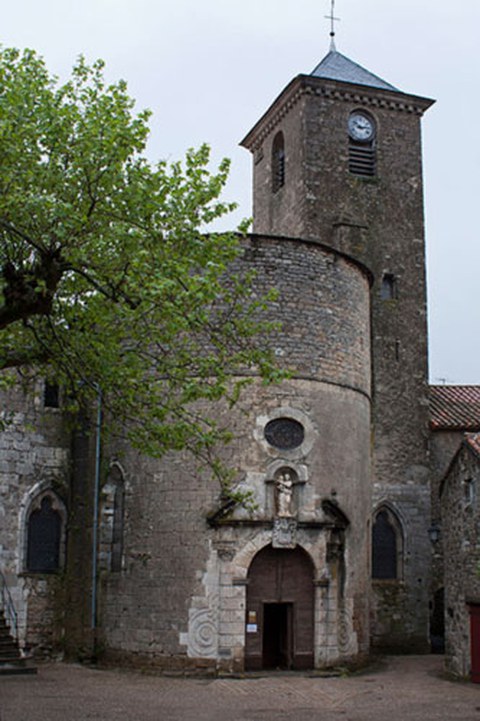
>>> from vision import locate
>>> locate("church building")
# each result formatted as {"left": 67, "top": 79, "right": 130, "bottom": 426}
{"left": 1, "top": 42, "right": 477, "bottom": 676}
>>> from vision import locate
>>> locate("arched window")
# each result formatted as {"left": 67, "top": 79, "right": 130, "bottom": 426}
{"left": 26, "top": 493, "right": 65, "bottom": 573}
{"left": 272, "top": 131, "right": 285, "bottom": 193}
{"left": 110, "top": 466, "right": 125, "bottom": 572}
{"left": 348, "top": 111, "right": 376, "bottom": 177}
{"left": 43, "top": 380, "right": 60, "bottom": 408}
{"left": 99, "top": 464, "right": 125, "bottom": 573}
{"left": 372, "top": 507, "right": 403, "bottom": 580}
{"left": 381, "top": 273, "right": 397, "bottom": 300}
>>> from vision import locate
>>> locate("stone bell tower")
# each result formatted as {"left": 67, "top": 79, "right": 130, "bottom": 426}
{"left": 242, "top": 47, "right": 435, "bottom": 651}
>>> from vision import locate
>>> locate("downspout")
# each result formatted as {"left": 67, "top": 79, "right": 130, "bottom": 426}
{"left": 91, "top": 386, "right": 102, "bottom": 639}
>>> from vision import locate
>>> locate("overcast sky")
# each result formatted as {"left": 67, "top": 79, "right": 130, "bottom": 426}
{"left": 3, "top": 0, "right": 479, "bottom": 384}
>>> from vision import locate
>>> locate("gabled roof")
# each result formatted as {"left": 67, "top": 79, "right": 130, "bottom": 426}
{"left": 311, "top": 50, "right": 399, "bottom": 92}
{"left": 439, "top": 431, "right": 480, "bottom": 499}
{"left": 430, "top": 385, "right": 480, "bottom": 431}
{"left": 465, "top": 432, "right": 480, "bottom": 458}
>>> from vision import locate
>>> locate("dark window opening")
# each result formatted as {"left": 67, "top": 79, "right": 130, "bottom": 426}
{"left": 430, "top": 587, "right": 445, "bottom": 654}
{"left": 381, "top": 274, "right": 397, "bottom": 300}
{"left": 372, "top": 509, "right": 400, "bottom": 580}
{"left": 111, "top": 468, "right": 125, "bottom": 572}
{"left": 395, "top": 340, "right": 401, "bottom": 362}
{"left": 44, "top": 382, "right": 60, "bottom": 408}
{"left": 26, "top": 496, "right": 62, "bottom": 573}
{"left": 262, "top": 603, "right": 293, "bottom": 670}
{"left": 265, "top": 418, "right": 305, "bottom": 450}
{"left": 464, "top": 478, "right": 474, "bottom": 506}
{"left": 272, "top": 131, "right": 285, "bottom": 193}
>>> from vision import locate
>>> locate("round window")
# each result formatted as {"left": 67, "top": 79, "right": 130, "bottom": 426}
{"left": 264, "top": 418, "right": 305, "bottom": 450}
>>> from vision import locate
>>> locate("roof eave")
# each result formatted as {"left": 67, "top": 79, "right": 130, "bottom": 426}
{"left": 240, "top": 74, "right": 435, "bottom": 152}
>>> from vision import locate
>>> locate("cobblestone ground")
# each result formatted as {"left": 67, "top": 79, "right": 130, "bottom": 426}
{"left": 1, "top": 656, "right": 480, "bottom": 721}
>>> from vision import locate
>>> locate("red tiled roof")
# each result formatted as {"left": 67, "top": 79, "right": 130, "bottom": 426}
{"left": 430, "top": 385, "right": 480, "bottom": 431}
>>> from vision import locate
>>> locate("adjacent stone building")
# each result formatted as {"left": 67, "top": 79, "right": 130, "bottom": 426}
{"left": 430, "top": 386, "right": 480, "bottom": 675}
{"left": 0, "top": 44, "right": 476, "bottom": 675}
{"left": 439, "top": 434, "right": 480, "bottom": 678}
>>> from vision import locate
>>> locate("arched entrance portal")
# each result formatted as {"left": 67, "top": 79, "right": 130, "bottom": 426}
{"left": 245, "top": 545, "right": 314, "bottom": 670}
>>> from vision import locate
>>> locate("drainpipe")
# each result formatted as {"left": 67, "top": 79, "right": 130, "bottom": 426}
{"left": 91, "top": 386, "right": 102, "bottom": 639}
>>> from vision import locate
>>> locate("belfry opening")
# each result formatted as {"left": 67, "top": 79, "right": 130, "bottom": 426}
{"left": 245, "top": 545, "right": 315, "bottom": 671}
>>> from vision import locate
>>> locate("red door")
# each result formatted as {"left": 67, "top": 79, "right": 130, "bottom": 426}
{"left": 469, "top": 604, "right": 480, "bottom": 683}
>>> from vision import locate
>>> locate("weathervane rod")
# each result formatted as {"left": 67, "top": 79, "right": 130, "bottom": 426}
{"left": 325, "top": 0, "right": 340, "bottom": 50}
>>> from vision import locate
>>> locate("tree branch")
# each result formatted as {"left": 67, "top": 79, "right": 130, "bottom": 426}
{"left": 0, "top": 219, "right": 47, "bottom": 254}
{"left": 0, "top": 249, "right": 65, "bottom": 330}
{"left": 0, "top": 346, "right": 50, "bottom": 370}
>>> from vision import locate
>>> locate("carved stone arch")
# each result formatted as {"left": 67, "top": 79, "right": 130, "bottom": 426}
{"left": 231, "top": 532, "right": 276, "bottom": 581}
{"left": 372, "top": 502, "right": 404, "bottom": 580}
{"left": 106, "top": 460, "right": 127, "bottom": 487}
{"left": 19, "top": 480, "right": 67, "bottom": 573}
{"left": 230, "top": 531, "right": 322, "bottom": 582}
{"left": 264, "top": 459, "right": 308, "bottom": 482}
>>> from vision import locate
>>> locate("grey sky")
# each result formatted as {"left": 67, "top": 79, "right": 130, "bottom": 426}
{"left": 3, "top": 0, "right": 479, "bottom": 384}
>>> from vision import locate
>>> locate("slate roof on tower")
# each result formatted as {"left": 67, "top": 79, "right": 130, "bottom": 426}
{"left": 311, "top": 50, "right": 399, "bottom": 92}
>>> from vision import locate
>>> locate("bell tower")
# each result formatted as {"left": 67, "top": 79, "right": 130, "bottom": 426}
{"left": 242, "top": 48, "right": 435, "bottom": 651}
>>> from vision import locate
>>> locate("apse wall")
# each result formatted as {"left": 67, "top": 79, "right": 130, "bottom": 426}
{"left": 99, "top": 234, "right": 373, "bottom": 670}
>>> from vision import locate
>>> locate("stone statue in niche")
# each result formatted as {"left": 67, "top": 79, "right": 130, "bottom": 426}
{"left": 276, "top": 470, "right": 294, "bottom": 517}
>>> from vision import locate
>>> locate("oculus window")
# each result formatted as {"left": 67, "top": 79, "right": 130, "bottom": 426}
{"left": 264, "top": 418, "right": 305, "bottom": 450}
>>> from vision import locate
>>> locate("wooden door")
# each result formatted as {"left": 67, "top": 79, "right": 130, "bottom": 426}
{"left": 245, "top": 545, "right": 314, "bottom": 670}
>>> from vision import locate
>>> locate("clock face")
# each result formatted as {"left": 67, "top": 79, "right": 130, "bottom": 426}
{"left": 348, "top": 112, "right": 375, "bottom": 142}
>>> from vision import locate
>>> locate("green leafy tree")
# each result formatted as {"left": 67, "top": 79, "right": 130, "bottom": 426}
{"left": 0, "top": 48, "right": 279, "bottom": 487}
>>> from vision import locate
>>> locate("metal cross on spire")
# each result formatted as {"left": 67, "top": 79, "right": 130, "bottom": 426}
{"left": 325, "top": 0, "right": 340, "bottom": 50}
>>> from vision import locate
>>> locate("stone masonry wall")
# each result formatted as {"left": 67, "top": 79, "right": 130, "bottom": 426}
{"left": 100, "top": 377, "right": 372, "bottom": 670}
{"left": 0, "top": 376, "right": 70, "bottom": 656}
{"left": 98, "top": 235, "right": 372, "bottom": 670}
{"left": 238, "top": 235, "right": 371, "bottom": 394}
{"left": 429, "top": 428, "right": 463, "bottom": 646}
{"left": 245, "top": 75, "right": 431, "bottom": 650}
{"left": 441, "top": 444, "right": 480, "bottom": 678}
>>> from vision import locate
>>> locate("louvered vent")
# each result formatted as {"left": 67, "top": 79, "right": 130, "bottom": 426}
{"left": 272, "top": 131, "right": 285, "bottom": 193}
{"left": 349, "top": 143, "right": 376, "bottom": 177}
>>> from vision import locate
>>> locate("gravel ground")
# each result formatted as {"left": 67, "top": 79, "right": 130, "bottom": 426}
{"left": 1, "top": 655, "right": 480, "bottom": 721}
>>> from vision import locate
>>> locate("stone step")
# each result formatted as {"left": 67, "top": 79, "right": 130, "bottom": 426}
{"left": 0, "top": 610, "right": 37, "bottom": 674}
{"left": 0, "top": 649, "right": 21, "bottom": 659}
{"left": 0, "top": 660, "right": 37, "bottom": 676}
{"left": 0, "top": 640, "right": 19, "bottom": 649}
{"left": 0, "top": 635, "right": 18, "bottom": 644}
{"left": 0, "top": 635, "right": 17, "bottom": 645}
